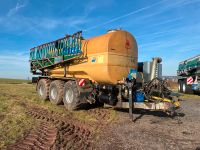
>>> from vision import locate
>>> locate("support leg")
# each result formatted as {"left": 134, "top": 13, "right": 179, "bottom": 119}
{"left": 128, "top": 86, "right": 133, "bottom": 121}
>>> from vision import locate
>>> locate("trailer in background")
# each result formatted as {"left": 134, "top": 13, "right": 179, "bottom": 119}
{"left": 177, "top": 55, "right": 200, "bottom": 94}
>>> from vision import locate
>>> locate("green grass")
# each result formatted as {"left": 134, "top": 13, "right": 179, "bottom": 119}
{"left": 3, "top": 78, "right": 200, "bottom": 149}
{"left": 0, "top": 84, "right": 38, "bottom": 148}
{"left": 179, "top": 93, "right": 200, "bottom": 100}
{"left": 0, "top": 79, "right": 116, "bottom": 149}
{"left": 171, "top": 87, "right": 200, "bottom": 100}
{"left": 0, "top": 78, "right": 29, "bottom": 84}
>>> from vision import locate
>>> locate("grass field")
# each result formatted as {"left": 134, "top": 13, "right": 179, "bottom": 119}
{"left": 0, "top": 78, "right": 199, "bottom": 149}
{"left": 179, "top": 93, "right": 200, "bottom": 100}
{"left": 0, "top": 78, "right": 30, "bottom": 84}
{"left": 167, "top": 80, "right": 200, "bottom": 99}
{"left": 0, "top": 78, "right": 116, "bottom": 149}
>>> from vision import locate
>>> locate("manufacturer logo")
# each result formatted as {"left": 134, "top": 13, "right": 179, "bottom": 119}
{"left": 91, "top": 57, "right": 96, "bottom": 63}
{"left": 125, "top": 39, "right": 131, "bottom": 49}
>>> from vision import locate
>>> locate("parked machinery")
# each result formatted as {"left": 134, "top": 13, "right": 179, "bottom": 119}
{"left": 177, "top": 55, "right": 200, "bottom": 94}
{"left": 30, "top": 29, "right": 180, "bottom": 118}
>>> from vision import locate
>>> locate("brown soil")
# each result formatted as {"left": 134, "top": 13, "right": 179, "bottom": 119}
{"left": 7, "top": 123, "right": 57, "bottom": 150}
{"left": 88, "top": 108, "right": 112, "bottom": 127}
{"left": 5, "top": 97, "right": 200, "bottom": 150}
{"left": 5, "top": 104, "right": 114, "bottom": 150}
{"left": 6, "top": 106, "right": 93, "bottom": 150}
{"left": 167, "top": 80, "right": 178, "bottom": 90}
{"left": 95, "top": 98, "right": 200, "bottom": 150}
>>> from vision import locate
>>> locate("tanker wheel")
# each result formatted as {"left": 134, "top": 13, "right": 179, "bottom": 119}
{"left": 37, "top": 79, "right": 50, "bottom": 101}
{"left": 178, "top": 80, "right": 183, "bottom": 93}
{"left": 49, "top": 80, "right": 64, "bottom": 105}
{"left": 182, "top": 82, "right": 186, "bottom": 93}
{"left": 182, "top": 81, "right": 193, "bottom": 94}
{"left": 63, "top": 81, "right": 80, "bottom": 111}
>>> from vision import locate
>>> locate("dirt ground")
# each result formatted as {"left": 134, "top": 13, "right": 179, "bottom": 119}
{"left": 1, "top": 79, "right": 200, "bottom": 150}
{"left": 95, "top": 98, "right": 200, "bottom": 150}
{"left": 0, "top": 80, "right": 115, "bottom": 149}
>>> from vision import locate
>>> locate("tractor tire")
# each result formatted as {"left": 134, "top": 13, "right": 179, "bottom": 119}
{"left": 182, "top": 81, "right": 193, "bottom": 94}
{"left": 63, "top": 81, "right": 80, "bottom": 111}
{"left": 178, "top": 80, "right": 183, "bottom": 93}
{"left": 37, "top": 79, "right": 50, "bottom": 101}
{"left": 49, "top": 80, "right": 64, "bottom": 105}
{"left": 182, "top": 82, "right": 186, "bottom": 93}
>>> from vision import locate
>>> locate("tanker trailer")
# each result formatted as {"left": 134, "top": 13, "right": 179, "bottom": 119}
{"left": 177, "top": 55, "right": 200, "bottom": 94}
{"left": 30, "top": 29, "right": 180, "bottom": 117}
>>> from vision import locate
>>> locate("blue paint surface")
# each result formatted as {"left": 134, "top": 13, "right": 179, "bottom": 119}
{"left": 127, "top": 69, "right": 137, "bottom": 80}
{"left": 134, "top": 91, "right": 145, "bottom": 102}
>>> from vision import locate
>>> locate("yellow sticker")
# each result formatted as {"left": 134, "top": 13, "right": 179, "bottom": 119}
{"left": 98, "top": 55, "right": 104, "bottom": 63}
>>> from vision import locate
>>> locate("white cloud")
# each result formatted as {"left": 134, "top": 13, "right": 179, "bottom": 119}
{"left": 7, "top": 0, "right": 27, "bottom": 17}
{"left": 0, "top": 52, "right": 29, "bottom": 65}
{"left": 38, "top": 19, "right": 61, "bottom": 30}
{"left": 0, "top": 52, "right": 30, "bottom": 79}
{"left": 83, "top": 0, "right": 166, "bottom": 31}
{"left": 17, "top": 16, "right": 91, "bottom": 36}
{"left": 0, "top": 0, "right": 115, "bottom": 36}
{"left": 85, "top": 0, "right": 200, "bottom": 32}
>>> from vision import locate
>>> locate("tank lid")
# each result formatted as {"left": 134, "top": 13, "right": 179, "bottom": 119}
{"left": 107, "top": 28, "right": 122, "bottom": 33}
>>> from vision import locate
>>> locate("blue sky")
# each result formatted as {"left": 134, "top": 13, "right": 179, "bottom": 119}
{"left": 0, "top": 0, "right": 200, "bottom": 79}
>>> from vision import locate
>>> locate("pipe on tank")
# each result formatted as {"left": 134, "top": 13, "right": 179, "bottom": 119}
{"left": 150, "top": 57, "right": 162, "bottom": 80}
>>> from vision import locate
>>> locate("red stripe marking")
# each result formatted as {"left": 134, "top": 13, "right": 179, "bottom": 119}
{"left": 78, "top": 79, "right": 85, "bottom": 86}
{"left": 187, "top": 77, "right": 193, "bottom": 84}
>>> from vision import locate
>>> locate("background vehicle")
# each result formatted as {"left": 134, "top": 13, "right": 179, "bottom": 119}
{"left": 30, "top": 29, "right": 180, "bottom": 117}
{"left": 177, "top": 55, "right": 200, "bottom": 94}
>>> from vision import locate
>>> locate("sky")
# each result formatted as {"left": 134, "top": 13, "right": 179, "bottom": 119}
{"left": 0, "top": 0, "right": 200, "bottom": 79}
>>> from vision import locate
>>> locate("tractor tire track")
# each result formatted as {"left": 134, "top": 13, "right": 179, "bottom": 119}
{"left": 7, "top": 123, "right": 57, "bottom": 150}
{"left": 88, "top": 108, "right": 111, "bottom": 122}
{"left": 6, "top": 105, "right": 113, "bottom": 150}
{"left": 25, "top": 106, "right": 93, "bottom": 150}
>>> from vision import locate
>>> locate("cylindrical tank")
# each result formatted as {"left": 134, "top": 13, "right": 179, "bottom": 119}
{"left": 49, "top": 30, "right": 138, "bottom": 84}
